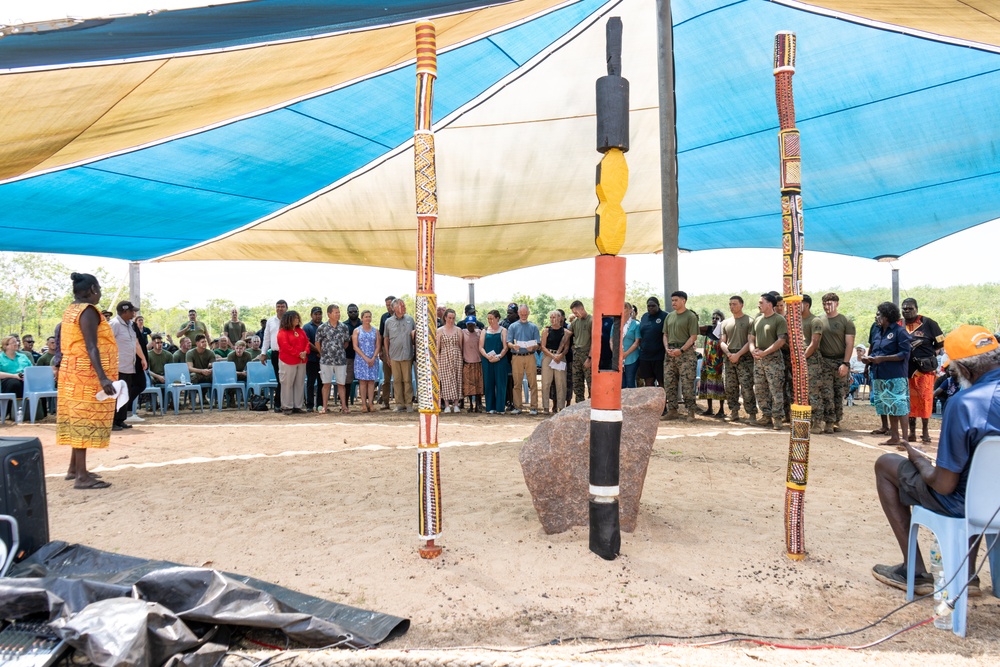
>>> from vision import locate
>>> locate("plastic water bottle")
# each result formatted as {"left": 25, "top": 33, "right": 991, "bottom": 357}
{"left": 181, "top": 372, "right": 188, "bottom": 384}
{"left": 929, "top": 535, "right": 952, "bottom": 630}
{"left": 15, "top": 407, "right": 23, "bottom": 425}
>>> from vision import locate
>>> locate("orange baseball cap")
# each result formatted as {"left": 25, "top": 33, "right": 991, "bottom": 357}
{"left": 943, "top": 325, "right": 999, "bottom": 361}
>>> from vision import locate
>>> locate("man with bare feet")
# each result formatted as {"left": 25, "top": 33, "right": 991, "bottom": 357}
{"left": 872, "top": 325, "right": 1000, "bottom": 595}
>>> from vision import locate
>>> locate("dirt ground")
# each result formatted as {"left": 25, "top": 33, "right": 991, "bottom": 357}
{"left": 8, "top": 397, "right": 999, "bottom": 665}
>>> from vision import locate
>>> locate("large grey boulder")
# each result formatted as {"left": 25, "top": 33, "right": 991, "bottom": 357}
{"left": 519, "top": 387, "right": 665, "bottom": 534}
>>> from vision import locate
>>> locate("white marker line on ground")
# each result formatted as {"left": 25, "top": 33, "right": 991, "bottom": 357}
{"left": 133, "top": 420, "right": 526, "bottom": 429}
{"left": 656, "top": 428, "right": 762, "bottom": 440}
{"left": 45, "top": 439, "right": 523, "bottom": 477}
{"left": 838, "top": 436, "right": 883, "bottom": 451}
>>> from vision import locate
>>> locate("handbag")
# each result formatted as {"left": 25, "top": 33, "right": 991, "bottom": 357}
{"left": 248, "top": 395, "right": 270, "bottom": 412}
{"left": 913, "top": 355, "right": 937, "bottom": 374}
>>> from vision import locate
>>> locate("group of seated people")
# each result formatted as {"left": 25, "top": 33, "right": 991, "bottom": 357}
{"left": 0, "top": 333, "right": 59, "bottom": 420}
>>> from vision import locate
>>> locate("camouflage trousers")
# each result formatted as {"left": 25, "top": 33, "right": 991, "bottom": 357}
{"left": 806, "top": 355, "right": 830, "bottom": 426}
{"left": 724, "top": 355, "right": 756, "bottom": 418}
{"left": 821, "top": 356, "right": 850, "bottom": 423}
{"left": 571, "top": 352, "right": 592, "bottom": 404}
{"left": 663, "top": 348, "right": 698, "bottom": 411}
{"left": 782, "top": 350, "right": 792, "bottom": 419}
{"left": 753, "top": 353, "right": 785, "bottom": 419}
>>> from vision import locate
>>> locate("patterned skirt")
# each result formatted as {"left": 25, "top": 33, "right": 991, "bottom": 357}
{"left": 439, "top": 332, "right": 463, "bottom": 403}
{"left": 908, "top": 371, "right": 935, "bottom": 419}
{"left": 873, "top": 377, "right": 910, "bottom": 416}
{"left": 698, "top": 339, "right": 725, "bottom": 400}
{"left": 463, "top": 362, "right": 484, "bottom": 395}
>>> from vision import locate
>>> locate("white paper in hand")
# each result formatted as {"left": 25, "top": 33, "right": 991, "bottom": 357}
{"left": 96, "top": 380, "right": 130, "bottom": 410}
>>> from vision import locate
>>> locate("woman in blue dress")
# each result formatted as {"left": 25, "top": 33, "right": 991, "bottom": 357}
{"left": 479, "top": 309, "right": 510, "bottom": 414}
{"left": 864, "top": 301, "right": 912, "bottom": 446}
{"left": 352, "top": 310, "right": 381, "bottom": 412}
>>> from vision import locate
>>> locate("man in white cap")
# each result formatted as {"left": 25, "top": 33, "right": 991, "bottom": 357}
{"left": 872, "top": 325, "right": 1000, "bottom": 596}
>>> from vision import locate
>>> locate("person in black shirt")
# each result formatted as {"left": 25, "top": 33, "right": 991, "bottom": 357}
{"left": 344, "top": 304, "right": 363, "bottom": 394}
{"left": 638, "top": 297, "right": 667, "bottom": 389}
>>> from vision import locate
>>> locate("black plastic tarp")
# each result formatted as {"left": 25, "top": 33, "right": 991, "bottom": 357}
{"left": 0, "top": 541, "right": 409, "bottom": 666}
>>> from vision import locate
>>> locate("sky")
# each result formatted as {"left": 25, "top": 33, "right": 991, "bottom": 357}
{"left": 7, "top": 1, "right": 1000, "bottom": 308}
{"left": 42, "top": 215, "right": 1000, "bottom": 309}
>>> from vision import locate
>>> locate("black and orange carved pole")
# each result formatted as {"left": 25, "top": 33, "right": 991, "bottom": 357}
{"left": 590, "top": 17, "right": 629, "bottom": 561}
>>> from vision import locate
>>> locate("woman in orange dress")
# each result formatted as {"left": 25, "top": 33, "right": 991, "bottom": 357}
{"left": 57, "top": 273, "right": 118, "bottom": 489}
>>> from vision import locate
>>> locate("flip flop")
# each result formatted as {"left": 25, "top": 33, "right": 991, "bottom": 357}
{"left": 921, "top": 435, "right": 933, "bottom": 443}
{"left": 65, "top": 472, "right": 102, "bottom": 481}
{"left": 870, "top": 427, "right": 889, "bottom": 435}
{"left": 75, "top": 480, "right": 111, "bottom": 490}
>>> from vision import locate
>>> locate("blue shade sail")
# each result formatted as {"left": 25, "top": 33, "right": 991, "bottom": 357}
{"left": 0, "top": 0, "right": 998, "bottom": 276}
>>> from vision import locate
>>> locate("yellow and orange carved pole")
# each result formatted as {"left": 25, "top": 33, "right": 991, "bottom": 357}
{"left": 774, "top": 31, "right": 809, "bottom": 560}
{"left": 414, "top": 22, "right": 443, "bottom": 559}
{"left": 590, "top": 17, "right": 628, "bottom": 560}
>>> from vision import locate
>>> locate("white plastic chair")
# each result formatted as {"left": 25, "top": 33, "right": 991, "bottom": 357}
{"left": 906, "top": 435, "right": 1000, "bottom": 637}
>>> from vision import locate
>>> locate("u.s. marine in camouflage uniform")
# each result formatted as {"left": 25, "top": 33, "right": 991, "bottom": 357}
{"left": 819, "top": 292, "right": 856, "bottom": 431}
{"left": 720, "top": 295, "right": 756, "bottom": 422}
{"left": 800, "top": 295, "right": 831, "bottom": 433}
{"left": 662, "top": 291, "right": 700, "bottom": 420}
{"left": 749, "top": 293, "right": 787, "bottom": 430}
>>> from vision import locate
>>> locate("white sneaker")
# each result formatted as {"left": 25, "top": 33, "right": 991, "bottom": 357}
{"left": 529, "top": 409, "right": 538, "bottom": 415}
{"left": 510, "top": 409, "right": 521, "bottom": 415}
{"left": 125, "top": 414, "right": 145, "bottom": 423}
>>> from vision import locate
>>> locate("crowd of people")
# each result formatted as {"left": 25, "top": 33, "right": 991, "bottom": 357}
{"left": 7, "top": 269, "right": 999, "bottom": 607}
{"left": 1, "top": 289, "right": 985, "bottom": 438}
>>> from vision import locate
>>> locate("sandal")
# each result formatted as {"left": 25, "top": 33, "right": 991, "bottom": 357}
{"left": 870, "top": 427, "right": 889, "bottom": 435}
{"left": 921, "top": 434, "right": 932, "bottom": 443}
{"left": 75, "top": 479, "right": 111, "bottom": 490}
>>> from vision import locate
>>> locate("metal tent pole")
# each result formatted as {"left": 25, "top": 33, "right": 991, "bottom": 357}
{"left": 655, "top": 0, "right": 678, "bottom": 303}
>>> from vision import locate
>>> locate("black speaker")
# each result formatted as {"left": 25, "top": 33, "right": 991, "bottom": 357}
{"left": 0, "top": 437, "right": 49, "bottom": 562}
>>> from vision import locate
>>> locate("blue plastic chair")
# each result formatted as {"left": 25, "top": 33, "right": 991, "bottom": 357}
{"left": 0, "top": 393, "right": 16, "bottom": 426}
{"left": 210, "top": 361, "right": 246, "bottom": 410}
{"left": 22, "top": 366, "right": 57, "bottom": 423}
{"left": 163, "top": 363, "right": 204, "bottom": 414}
{"left": 907, "top": 435, "right": 1000, "bottom": 637}
{"left": 132, "top": 370, "right": 163, "bottom": 416}
{"left": 246, "top": 361, "right": 277, "bottom": 401}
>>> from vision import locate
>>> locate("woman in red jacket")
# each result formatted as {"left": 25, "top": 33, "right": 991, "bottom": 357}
{"left": 277, "top": 310, "right": 310, "bottom": 414}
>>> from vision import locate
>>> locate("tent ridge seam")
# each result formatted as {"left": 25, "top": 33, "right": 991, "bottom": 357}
{"left": 81, "top": 166, "right": 292, "bottom": 205}
{"left": 0, "top": 0, "right": 529, "bottom": 74}
{"left": 285, "top": 108, "right": 395, "bottom": 149}
{"left": 768, "top": 0, "right": 1000, "bottom": 54}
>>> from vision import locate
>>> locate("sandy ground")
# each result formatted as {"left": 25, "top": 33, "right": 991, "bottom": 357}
{"left": 7, "top": 396, "right": 999, "bottom": 665}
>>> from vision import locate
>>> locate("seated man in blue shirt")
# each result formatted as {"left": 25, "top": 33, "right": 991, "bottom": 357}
{"left": 872, "top": 325, "right": 1000, "bottom": 596}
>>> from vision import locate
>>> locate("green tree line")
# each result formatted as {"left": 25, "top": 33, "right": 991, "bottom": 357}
{"left": 2, "top": 253, "right": 996, "bottom": 345}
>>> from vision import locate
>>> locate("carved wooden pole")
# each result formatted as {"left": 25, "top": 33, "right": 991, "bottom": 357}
{"left": 414, "top": 21, "right": 443, "bottom": 559}
{"left": 590, "top": 17, "right": 628, "bottom": 561}
{"left": 774, "top": 31, "right": 809, "bottom": 560}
